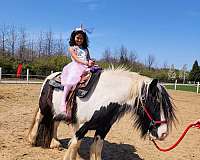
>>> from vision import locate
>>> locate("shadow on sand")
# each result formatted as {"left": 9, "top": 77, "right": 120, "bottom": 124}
{"left": 60, "top": 137, "right": 143, "bottom": 160}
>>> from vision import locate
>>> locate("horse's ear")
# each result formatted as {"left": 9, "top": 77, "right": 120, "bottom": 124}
{"left": 150, "top": 79, "right": 158, "bottom": 87}
{"left": 149, "top": 79, "right": 158, "bottom": 96}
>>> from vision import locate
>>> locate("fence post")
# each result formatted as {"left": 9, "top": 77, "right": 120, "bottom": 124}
{"left": 51, "top": 70, "right": 53, "bottom": 74}
{"left": 27, "top": 69, "right": 29, "bottom": 83}
{"left": 0, "top": 67, "right": 1, "bottom": 81}
{"left": 174, "top": 79, "right": 177, "bottom": 90}
{"left": 197, "top": 82, "right": 199, "bottom": 94}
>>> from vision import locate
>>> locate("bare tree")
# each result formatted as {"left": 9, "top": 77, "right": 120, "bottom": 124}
{"left": 18, "top": 27, "right": 27, "bottom": 61}
{"left": 145, "top": 54, "right": 155, "bottom": 70}
{"left": 28, "top": 39, "right": 35, "bottom": 61}
{"left": 45, "top": 30, "right": 53, "bottom": 55}
{"left": 0, "top": 24, "right": 9, "bottom": 54}
{"left": 162, "top": 61, "right": 169, "bottom": 69}
{"left": 0, "top": 25, "right": 68, "bottom": 59}
{"left": 55, "top": 33, "right": 65, "bottom": 55}
{"left": 128, "top": 50, "right": 137, "bottom": 64}
{"left": 102, "top": 48, "right": 112, "bottom": 62}
{"left": 37, "top": 31, "right": 45, "bottom": 57}
{"left": 8, "top": 25, "right": 17, "bottom": 56}
{"left": 119, "top": 45, "right": 128, "bottom": 63}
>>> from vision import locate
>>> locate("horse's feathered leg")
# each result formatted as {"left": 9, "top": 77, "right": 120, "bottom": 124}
{"left": 50, "top": 121, "right": 61, "bottom": 148}
{"left": 91, "top": 126, "right": 111, "bottom": 160}
{"left": 63, "top": 123, "right": 80, "bottom": 160}
{"left": 90, "top": 138, "right": 96, "bottom": 160}
{"left": 63, "top": 136, "right": 81, "bottom": 160}
{"left": 90, "top": 135, "right": 103, "bottom": 160}
{"left": 28, "top": 108, "right": 43, "bottom": 145}
{"left": 95, "top": 136, "right": 103, "bottom": 160}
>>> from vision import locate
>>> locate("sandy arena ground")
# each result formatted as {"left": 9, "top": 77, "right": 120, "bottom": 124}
{"left": 0, "top": 84, "right": 200, "bottom": 160}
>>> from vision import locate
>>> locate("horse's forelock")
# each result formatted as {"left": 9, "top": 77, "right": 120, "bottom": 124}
{"left": 160, "top": 85, "right": 177, "bottom": 126}
{"left": 148, "top": 83, "right": 176, "bottom": 124}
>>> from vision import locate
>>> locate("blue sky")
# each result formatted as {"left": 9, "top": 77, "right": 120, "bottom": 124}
{"left": 0, "top": 0, "right": 200, "bottom": 70}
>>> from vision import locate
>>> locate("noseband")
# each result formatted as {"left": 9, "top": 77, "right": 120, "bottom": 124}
{"left": 143, "top": 106, "right": 167, "bottom": 128}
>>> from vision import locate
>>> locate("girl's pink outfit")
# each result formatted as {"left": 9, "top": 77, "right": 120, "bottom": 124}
{"left": 60, "top": 46, "right": 88, "bottom": 112}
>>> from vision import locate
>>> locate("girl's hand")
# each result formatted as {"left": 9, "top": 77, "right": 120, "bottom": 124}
{"left": 88, "top": 59, "right": 95, "bottom": 67}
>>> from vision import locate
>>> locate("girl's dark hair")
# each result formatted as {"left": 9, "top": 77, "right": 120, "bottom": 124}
{"left": 69, "top": 30, "right": 89, "bottom": 49}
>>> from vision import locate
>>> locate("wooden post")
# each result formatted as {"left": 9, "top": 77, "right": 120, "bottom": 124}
{"left": 51, "top": 70, "right": 53, "bottom": 74}
{"left": 197, "top": 82, "right": 199, "bottom": 94}
{"left": 174, "top": 79, "right": 177, "bottom": 90}
{"left": 27, "top": 69, "right": 29, "bottom": 83}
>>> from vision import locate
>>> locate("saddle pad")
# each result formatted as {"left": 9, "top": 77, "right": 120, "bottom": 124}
{"left": 49, "top": 79, "right": 64, "bottom": 90}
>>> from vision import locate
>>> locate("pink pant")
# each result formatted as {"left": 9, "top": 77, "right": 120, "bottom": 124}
{"left": 60, "top": 61, "right": 87, "bottom": 112}
{"left": 61, "top": 61, "right": 87, "bottom": 85}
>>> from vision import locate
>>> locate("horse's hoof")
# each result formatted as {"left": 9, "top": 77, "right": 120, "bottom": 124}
{"left": 50, "top": 138, "right": 61, "bottom": 149}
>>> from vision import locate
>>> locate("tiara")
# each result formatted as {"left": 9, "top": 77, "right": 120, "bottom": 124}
{"left": 74, "top": 24, "right": 85, "bottom": 32}
{"left": 74, "top": 27, "right": 85, "bottom": 32}
{"left": 74, "top": 24, "right": 93, "bottom": 34}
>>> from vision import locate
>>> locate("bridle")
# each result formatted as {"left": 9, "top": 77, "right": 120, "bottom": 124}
{"left": 143, "top": 106, "right": 167, "bottom": 128}
{"left": 140, "top": 95, "right": 167, "bottom": 129}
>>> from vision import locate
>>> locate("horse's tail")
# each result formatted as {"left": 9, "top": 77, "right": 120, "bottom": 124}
{"left": 28, "top": 106, "right": 39, "bottom": 137}
{"left": 34, "top": 79, "right": 55, "bottom": 148}
{"left": 35, "top": 110, "right": 54, "bottom": 148}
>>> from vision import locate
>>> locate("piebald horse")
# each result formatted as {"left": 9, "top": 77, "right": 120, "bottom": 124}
{"left": 28, "top": 67, "right": 176, "bottom": 160}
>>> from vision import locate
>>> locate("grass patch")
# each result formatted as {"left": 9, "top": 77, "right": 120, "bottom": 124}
{"left": 165, "top": 85, "right": 198, "bottom": 92}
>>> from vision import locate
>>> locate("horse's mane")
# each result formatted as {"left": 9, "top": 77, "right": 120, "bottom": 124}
{"left": 104, "top": 65, "right": 138, "bottom": 76}
{"left": 103, "top": 66, "right": 176, "bottom": 137}
{"left": 104, "top": 65, "right": 151, "bottom": 81}
{"left": 103, "top": 66, "right": 152, "bottom": 106}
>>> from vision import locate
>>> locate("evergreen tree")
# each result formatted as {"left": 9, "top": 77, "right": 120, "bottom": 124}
{"left": 189, "top": 60, "right": 200, "bottom": 82}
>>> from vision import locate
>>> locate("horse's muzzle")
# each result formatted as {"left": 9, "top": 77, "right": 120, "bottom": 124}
{"left": 159, "top": 133, "right": 168, "bottom": 141}
{"left": 149, "top": 127, "right": 168, "bottom": 141}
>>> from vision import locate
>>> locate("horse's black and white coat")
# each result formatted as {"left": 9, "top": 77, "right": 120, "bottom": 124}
{"left": 28, "top": 68, "right": 176, "bottom": 160}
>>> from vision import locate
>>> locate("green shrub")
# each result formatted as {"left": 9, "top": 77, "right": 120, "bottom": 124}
{"left": 31, "top": 55, "right": 70, "bottom": 75}
{"left": 0, "top": 55, "right": 17, "bottom": 74}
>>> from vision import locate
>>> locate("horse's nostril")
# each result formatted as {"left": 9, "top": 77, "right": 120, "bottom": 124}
{"left": 161, "top": 133, "right": 168, "bottom": 139}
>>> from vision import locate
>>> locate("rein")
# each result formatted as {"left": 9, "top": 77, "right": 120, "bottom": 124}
{"left": 152, "top": 120, "right": 200, "bottom": 152}
{"left": 141, "top": 98, "right": 200, "bottom": 151}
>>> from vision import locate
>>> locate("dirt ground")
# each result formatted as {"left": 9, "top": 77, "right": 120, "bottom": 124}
{"left": 0, "top": 84, "right": 200, "bottom": 160}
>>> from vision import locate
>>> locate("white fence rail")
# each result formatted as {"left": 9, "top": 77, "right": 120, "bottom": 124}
{"left": 0, "top": 67, "right": 49, "bottom": 84}
{"left": 164, "top": 81, "right": 200, "bottom": 94}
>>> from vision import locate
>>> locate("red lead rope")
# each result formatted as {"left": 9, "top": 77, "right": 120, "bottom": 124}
{"left": 152, "top": 120, "right": 200, "bottom": 152}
